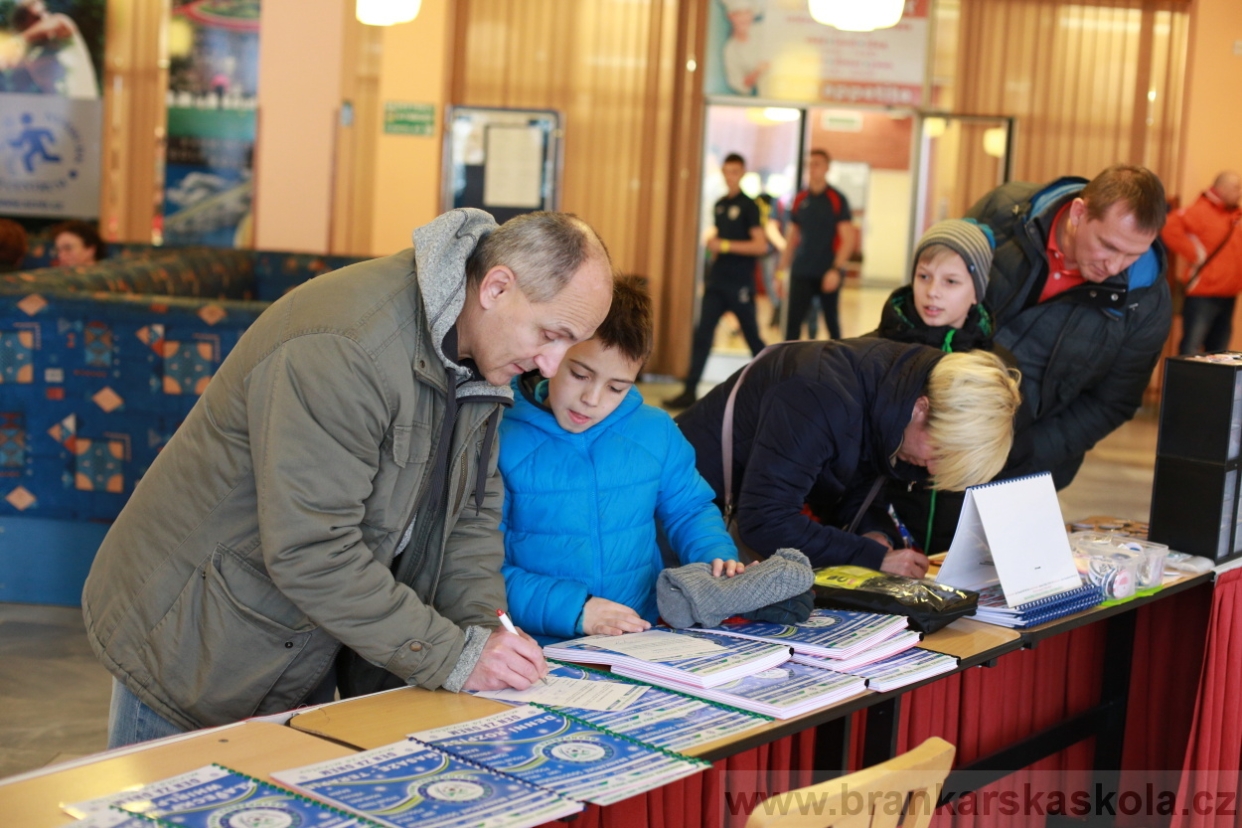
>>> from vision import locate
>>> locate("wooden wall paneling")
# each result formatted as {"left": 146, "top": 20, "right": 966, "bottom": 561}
{"left": 651, "top": 0, "right": 707, "bottom": 376}
{"left": 329, "top": 6, "right": 381, "bottom": 256}
{"left": 1130, "top": 5, "right": 1157, "bottom": 170}
{"left": 451, "top": 0, "right": 705, "bottom": 374}
{"left": 100, "top": 0, "right": 170, "bottom": 244}
{"left": 948, "top": 0, "right": 1187, "bottom": 187}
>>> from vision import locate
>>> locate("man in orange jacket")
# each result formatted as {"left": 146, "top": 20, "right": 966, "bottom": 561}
{"left": 1163, "top": 171, "right": 1242, "bottom": 354}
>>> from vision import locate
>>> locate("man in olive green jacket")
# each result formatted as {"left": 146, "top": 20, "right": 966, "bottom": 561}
{"left": 83, "top": 209, "right": 614, "bottom": 745}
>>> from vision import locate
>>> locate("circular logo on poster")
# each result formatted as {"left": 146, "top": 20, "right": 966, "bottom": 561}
{"left": 545, "top": 738, "right": 612, "bottom": 763}
{"left": 754, "top": 668, "right": 791, "bottom": 680}
{"left": 210, "top": 806, "right": 301, "bottom": 828}
{"left": 421, "top": 776, "right": 491, "bottom": 802}
{"left": 796, "top": 615, "right": 838, "bottom": 629}
{"left": 0, "top": 107, "right": 87, "bottom": 196}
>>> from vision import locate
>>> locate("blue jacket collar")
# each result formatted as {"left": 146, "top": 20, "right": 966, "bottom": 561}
{"left": 508, "top": 371, "right": 644, "bottom": 440}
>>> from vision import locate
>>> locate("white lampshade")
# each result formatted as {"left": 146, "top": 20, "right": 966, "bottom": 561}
{"left": 808, "top": 0, "right": 904, "bottom": 32}
{"left": 356, "top": 0, "right": 421, "bottom": 26}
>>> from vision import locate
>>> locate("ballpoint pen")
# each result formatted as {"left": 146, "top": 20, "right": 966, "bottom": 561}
{"left": 497, "top": 608, "right": 549, "bottom": 686}
{"left": 887, "top": 504, "right": 922, "bottom": 553}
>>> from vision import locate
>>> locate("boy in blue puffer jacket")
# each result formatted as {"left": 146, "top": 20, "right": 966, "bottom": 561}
{"left": 500, "top": 275, "right": 744, "bottom": 644}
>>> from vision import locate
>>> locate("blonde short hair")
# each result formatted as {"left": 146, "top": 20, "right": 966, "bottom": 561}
{"left": 925, "top": 350, "right": 1022, "bottom": 491}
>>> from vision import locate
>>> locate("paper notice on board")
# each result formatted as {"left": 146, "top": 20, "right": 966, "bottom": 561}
{"left": 484, "top": 124, "right": 544, "bottom": 208}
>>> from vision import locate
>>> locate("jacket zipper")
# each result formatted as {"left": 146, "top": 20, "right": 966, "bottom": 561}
{"left": 412, "top": 396, "right": 504, "bottom": 605}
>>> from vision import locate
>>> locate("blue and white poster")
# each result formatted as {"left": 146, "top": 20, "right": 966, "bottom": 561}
{"left": 161, "top": 0, "right": 259, "bottom": 247}
{"left": 0, "top": 0, "right": 106, "bottom": 218}
{"left": 704, "top": 0, "right": 929, "bottom": 106}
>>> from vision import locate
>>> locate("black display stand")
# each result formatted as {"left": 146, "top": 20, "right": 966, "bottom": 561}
{"left": 1150, "top": 353, "right": 1242, "bottom": 563}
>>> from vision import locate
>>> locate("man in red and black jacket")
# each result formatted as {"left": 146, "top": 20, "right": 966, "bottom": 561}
{"left": 778, "top": 148, "right": 857, "bottom": 341}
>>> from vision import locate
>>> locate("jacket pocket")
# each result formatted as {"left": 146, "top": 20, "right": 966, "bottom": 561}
{"left": 139, "top": 546, "right": 316, "bottom": 726}
{"left": 365, "top": 421, "right": 433, "bottom": 531}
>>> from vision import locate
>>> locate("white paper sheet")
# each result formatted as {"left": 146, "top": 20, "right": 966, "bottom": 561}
{"left": 577, "top": 630, "right": 726, "bottom": 661}
{"left": 483, "top": 124, "right": 544, "bottom": 208}
{"left": 476, "top": 676, "right": 649, "bottom": 712}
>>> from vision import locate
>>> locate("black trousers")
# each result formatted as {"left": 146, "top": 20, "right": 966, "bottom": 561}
{"left": 785, "top": 277, "right": 841, "bottom": 341}
{"left": 684, "top": 281, "right": 766, "bottom": 392}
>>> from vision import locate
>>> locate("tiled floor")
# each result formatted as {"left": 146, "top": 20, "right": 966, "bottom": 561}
{"left": 0, "top": 281, "right": 1163, "bottom": 779}
{"left": 0, "top": 602, "right": 111, "bottom": 778}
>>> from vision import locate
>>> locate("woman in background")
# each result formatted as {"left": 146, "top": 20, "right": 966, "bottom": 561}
{"left": 52, "top": 219, "right": 105, "bottom": 267}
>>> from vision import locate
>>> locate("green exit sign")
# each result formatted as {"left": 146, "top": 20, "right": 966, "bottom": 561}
{"left": 384, "top": 102, "right": 436, "bottom": 136}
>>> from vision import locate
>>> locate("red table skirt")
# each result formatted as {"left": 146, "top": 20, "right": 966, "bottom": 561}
{"left": 541, "top": 582, "right": 1213, "bottom": 827}
{"left": 541, "top": 729, "right": 817, "bottom": 828}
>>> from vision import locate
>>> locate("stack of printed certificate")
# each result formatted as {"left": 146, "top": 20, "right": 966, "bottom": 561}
{"left": 68, "top": 705, "right": 710, "bottom": 828}
{"left": 475, "top": 662, "right": 769, "bottom": 752}
{"left": 274, "top": 740, "right": 583, "bottom": 828}
{"left": 708, "top": 608, "right": 914, "bottom": 662}
{"left": 65, "top": 764, "right": 389, "bottom": 828}
{"left": 611, "top": 660, "right": 866, "bottom": 719}
{"left": 409, "top": 706, "right": 707, "bottom": 806}
{"left": 795, "top": 647, "right": 959, "bottom": 692}
{"left": 543, "top": 628, "right": 791, "bottom": 688}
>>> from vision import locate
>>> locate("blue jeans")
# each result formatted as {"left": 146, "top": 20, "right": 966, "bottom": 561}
{"left": 1180, "top": 296, "right": 1237, "bottom": 355}
{"left": 108, "top": 678, "right": 186, "bottom": 748}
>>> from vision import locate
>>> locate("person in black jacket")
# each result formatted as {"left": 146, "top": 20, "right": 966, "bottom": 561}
{"left": 675, "top": 338, "right": 1021, "bottom": 577}
{"left": 966, "top": 165, "right": 1171, "bottom": 489}
{"left": 872, "top": 219, "right": 1002, "bottom": 554}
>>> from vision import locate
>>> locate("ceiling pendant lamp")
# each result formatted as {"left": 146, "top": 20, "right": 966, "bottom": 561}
{"left": 356, "top": 0, "right": 421, "bottom": 26}
{"left": 807, "top": 0, "right": 904, "bottom": 32}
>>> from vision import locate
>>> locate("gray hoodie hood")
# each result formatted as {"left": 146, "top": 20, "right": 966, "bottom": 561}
{"left": 412, "top": 208, "right": 512, "bottom": 401}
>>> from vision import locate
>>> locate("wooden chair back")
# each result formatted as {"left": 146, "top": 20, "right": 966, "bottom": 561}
{"left": 744, "top": 736, "right": 956, "bottom": 828}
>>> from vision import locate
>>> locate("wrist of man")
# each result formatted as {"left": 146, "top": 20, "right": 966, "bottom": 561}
{"left": 720, "top": 239, "right": 732, "bottom": 254}
{"left": 441, "top": 624, "right": 492, "bottom": 693}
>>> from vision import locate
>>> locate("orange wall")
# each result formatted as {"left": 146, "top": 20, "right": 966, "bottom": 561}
{"left": 808, "top": 111, "right": 914, "bottom": 172}
{"left": 254, "top": 0, "right": 346, "bottom": 252}
{"left": 1178, "top": 0, "right": 1242, "bottom": 199}
{"left": 368, "top": 0, "right": 452, "bottom": 257}
{"left": 252, "top": 0, "right": 450, "bottom": 256}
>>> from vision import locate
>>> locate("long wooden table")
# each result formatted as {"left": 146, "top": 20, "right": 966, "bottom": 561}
{"left": 2, "top": 518, "right": 1209, "bottom": 826}
{"left": 0, "top": 722, "right": 358, "bottom": 828}
{"left": 288, "top": 616, "right": 1022, "bottom": 765}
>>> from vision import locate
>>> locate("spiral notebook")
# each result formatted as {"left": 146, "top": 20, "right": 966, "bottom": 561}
{"left": 973, "top": 582, "right": 1105, "bottom": 628}
{"left": 935, "top": 472, "right": 1083, "bottom": 607}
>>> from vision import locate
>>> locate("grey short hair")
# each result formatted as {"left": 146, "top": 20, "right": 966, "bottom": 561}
{"left": 465, "top": 212, "right": 611, "bottom": 302}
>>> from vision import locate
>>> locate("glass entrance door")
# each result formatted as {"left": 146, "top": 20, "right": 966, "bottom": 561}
{"left": 914, "top": 114, "right": 1015, "bottom": 237}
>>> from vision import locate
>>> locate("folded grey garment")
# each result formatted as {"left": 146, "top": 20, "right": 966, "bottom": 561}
{"left": 656, "top": 548, "right": 816, "bottom": 629}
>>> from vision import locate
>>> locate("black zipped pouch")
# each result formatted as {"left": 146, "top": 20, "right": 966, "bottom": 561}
{"left": 812, "top": 565, "right": 978, "bottom": 634}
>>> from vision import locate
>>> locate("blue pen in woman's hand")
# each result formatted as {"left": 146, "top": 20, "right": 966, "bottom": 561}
{"left": 886, "top": 504, "right": 921, "bottom": 552}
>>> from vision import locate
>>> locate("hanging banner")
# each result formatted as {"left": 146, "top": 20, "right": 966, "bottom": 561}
{"left": 0, "top": 0, "right": 106, "bottom": 218}
{"left": 162, "top": 0, "right": 259, "bottom": 247}
{"left": 704, "top": 0, "right": 929, "bottom": 107}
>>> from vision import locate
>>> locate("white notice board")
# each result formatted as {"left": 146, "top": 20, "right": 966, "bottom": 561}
{"left": 442, "top": 106, "right": 563, "bottom": 223}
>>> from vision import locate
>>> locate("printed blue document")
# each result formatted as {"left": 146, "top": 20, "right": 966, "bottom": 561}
{"left": 410, "top": 705, "right": 706, "bottom": 805}
{"left": 272, "top": 739, "right": 581, "bottom": 828}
